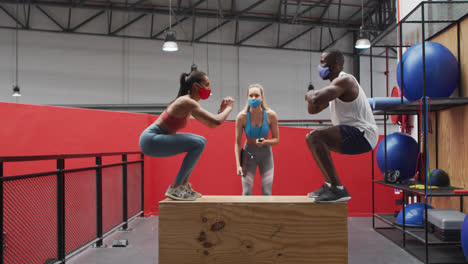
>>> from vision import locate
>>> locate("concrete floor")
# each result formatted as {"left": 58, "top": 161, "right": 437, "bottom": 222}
{"left": 67, "top": 216, "right": 422, "bottom": 264}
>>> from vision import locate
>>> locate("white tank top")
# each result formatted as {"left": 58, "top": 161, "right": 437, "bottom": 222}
{"left": 330, "top": 71, "right": 378, "bottom": 149}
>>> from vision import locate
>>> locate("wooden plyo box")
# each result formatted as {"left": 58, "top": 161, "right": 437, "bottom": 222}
{"left": 159, "top": 196, "right": 348, "bottom": 264}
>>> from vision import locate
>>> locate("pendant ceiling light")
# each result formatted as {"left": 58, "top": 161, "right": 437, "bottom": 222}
{"left": 355, "top": 0, "right": 371, "bottom": 49}
{"left": 162, "top": 0, "right": 178, "bottom": 52}
{"left": 12, "top": 4, "right": 21, "bottom": 97}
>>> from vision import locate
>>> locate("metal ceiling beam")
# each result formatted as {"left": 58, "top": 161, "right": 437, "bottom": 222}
{"left": 106, "top": 8, "right": 112, "bottom": 34}
{"left": 291, "top": 0, "right": 329, "bottom": 23}
{"left": 237, "top": 22, "right": 272, "bottom": 44}
{"left": 0, "top": 4, "right": 26, "bottom": 28}
{"left": 232, "top": 0, "right": 238, "bottom": 43}
{"left": 279, "top": 26, "right": 314, "bottom": 48}
{"left": 0, "top": 0, "right": 364, "bottom": 30}
{"left": 191, "top": 0, "right": 196, "bottom": 43}
{"left": 0, "top": 22, "right": 397, "bottom": 58}
{"left": 291, "top": 0, "right": 302, "bottom": 24}
{"left": 320, "top": 0, "right": 333, "bottom": 45}
{"left": 0, "top": 0, "right": 397, "bottom": 52}
{"left": 111, "top": 13, "right": 146, "bottom": 35}
{"left": 35, "top": 5, "right": 66, "bottom": 31}
{"left": 345, "top": 0, "right": 375, "bottom": 21}
{"left": 321, "top": 30, "right": 351, "bottom": 51}
{"left": 194, "top": 19, "right": 230, "bottom": 41}
{"left": 151, "top": 0, "right": 206, "bottom": 39}
{"left": 280, "top": 0, "right": 334, "bottom": 48}
{"left": 25, "top": 1, "right": 31, "bottom": 28}
{"left": 337, "top": 0, "right": 342, "bottom": 21}
{"left": 320, "top": 0, "right": 395, "bottom": 50}
{"left": 128, "top": 0, "right": 148, "bottom": 10}
{"left": 70, "top": 9, "right": 105, "bottom": 31}
{"left": 276, "top": 0, "right": 283, "bottom": 47}
{"left": 194, "top": 0, "right": 266, "bottom": 41}
{"left": 73, "top": 0, "right": 88, "bottom": 8}
{"left": 344, "top": 0, "right": 394, "bottom": 31}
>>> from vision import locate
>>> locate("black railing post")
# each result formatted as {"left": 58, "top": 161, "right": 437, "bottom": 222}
{"left": 56, "top": 159, "right": 66, "bottom": 261}
{"left": 95, "top": 157, "right": 103, "bottom": 247}
{"left": 140, "top": 154, "right": 144, "bottom": 217}
{"left": 370, "top": 46, "right": 375, "bottom": 229}
{"left": 0, "top": 161, "right": 4, "bottom": 264}
{"left": 402, "top": 191, "right": 406, "bottom": 248}
{"left": 461, "top": 196, "right": 464, "bottom": 212}
{"left": 122, "top": 155, "right": 128, "bottom": 230}
{"left": 371, "top": 150, "right": 375, "bottom": 229}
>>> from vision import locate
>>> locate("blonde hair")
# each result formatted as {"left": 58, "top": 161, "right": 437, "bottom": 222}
{"left": 242, "top": 83, "right": 269, "bottom": 112}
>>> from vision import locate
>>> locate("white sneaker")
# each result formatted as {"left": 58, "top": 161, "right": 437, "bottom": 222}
{"left": 165, "top": 185, "right": 196, "bottom": 201}
{"left": 184, "top": 183, "right": 202, "bottom": 198}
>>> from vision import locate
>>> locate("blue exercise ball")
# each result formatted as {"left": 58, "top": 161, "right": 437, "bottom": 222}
{"left": 462, "top": 214, "right": 468, "bottom": 260}
{"left": 396, "top": 41, "right": 459, "bottom": 101}
{"left": 376, "top": 133, "right": 420, "bottom": 182}
{"left": 429, "top": 169, "right": 450, "bottom": 187}
{"left": 396, "top": 203, "right": 433, "bottom": 227}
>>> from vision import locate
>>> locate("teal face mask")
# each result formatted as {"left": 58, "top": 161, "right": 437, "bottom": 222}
{"left": 248, "top": 99, "right": 262, "bottom": 108}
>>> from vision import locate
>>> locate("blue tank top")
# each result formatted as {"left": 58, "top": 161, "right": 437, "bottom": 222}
{"left": 245, "top": 108, "right": 270, "bottom": 139}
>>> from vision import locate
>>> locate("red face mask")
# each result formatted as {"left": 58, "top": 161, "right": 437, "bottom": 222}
{"left": 198, "top": 86, "right": 211, "bottom": 100}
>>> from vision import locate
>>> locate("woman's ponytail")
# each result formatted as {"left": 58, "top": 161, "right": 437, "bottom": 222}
{"left": 177, "top": 73, "right": 190, "bottom": 98}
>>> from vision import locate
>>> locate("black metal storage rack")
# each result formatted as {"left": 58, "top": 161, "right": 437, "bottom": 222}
{"left": 369, "top": 2, "right": 468, "bottom": 263}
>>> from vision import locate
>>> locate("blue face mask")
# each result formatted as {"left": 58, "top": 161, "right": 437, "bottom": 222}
{"left": 318, "top": 65, "right": 330, "bottom": 80}
{"left": 248, "top": 99, "right": 262, "bottom": 108}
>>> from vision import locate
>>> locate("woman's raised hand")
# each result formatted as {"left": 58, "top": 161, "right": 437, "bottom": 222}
{"left": 218, "top": 96, "right": 235, "bottom": 113}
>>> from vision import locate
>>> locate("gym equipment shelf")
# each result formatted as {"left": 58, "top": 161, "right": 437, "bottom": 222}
{"left": 374, "top": 180, "right": 467, "bottom": 197}
{"left": 375, "top": 213, "right": 462, "bottom": 246}
{"left": 375, "top": 221, "right": 467, "bottom": 264}
{"left": 372, "top": 98, "right": 468, "bottom": 115}
{"left": 369, "top": 2, "right": 468, "bottom": 264}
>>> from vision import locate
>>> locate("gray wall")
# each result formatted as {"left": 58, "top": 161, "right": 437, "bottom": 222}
{"left": 0, "top": 28, "right": 400, "bottom": 133}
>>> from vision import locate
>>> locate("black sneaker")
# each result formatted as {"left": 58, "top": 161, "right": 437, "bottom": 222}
{"left": 307, "top": 184, "right": 330, "bottom": 198}
{"left": 315, "top": 186, "right": 351, "bottom": 203}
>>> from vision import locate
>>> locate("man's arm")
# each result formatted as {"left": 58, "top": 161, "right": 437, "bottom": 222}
{"left": 305, "top": 77, "right": 355, "bottom": 114}
{"left": 307, "top": 101, "right": 329, "bottom": 114}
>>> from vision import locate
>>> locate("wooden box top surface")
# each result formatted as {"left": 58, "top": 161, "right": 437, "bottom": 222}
{"left": 159, "top": 195, "right": 347, "bottom": 206}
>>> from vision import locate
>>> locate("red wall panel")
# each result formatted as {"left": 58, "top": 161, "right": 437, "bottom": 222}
{"left": 1, "top": 102, "right": 393, "bottom": 219}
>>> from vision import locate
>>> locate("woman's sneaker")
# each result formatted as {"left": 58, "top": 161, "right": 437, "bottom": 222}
{"left": 165, "top": 185, "right": 196, "bottom": 201}
{"left": 184, "top": 183, "right": 202, "bottom": 198}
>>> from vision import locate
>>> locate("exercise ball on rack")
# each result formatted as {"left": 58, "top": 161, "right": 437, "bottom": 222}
{"left": 396, "top": 203, "right": 433, "bottom": 227}
{"left": 462, "top": 213, "right": 468, "bottom": 261}
{"left": 396, "top": 41, "right": 459, "bottom": 101}
{"left": 429, "top": 169, "right": 450, "bottom": 187}
{"left": 376, "top": 133, "right": 420, "bottom": 182}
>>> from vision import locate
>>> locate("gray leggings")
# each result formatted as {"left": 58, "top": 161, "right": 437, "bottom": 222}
{"left": 242, "top": 144, "right": 274, "bottom": 195}
{"left": 139, "top": 124, "right": 206, "bottom": 185}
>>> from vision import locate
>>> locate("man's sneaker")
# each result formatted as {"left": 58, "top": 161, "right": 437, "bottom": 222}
{"left": 307, "top": 184, "right": 330, "bottom": 198}
{"left": 315, "top": 186, "right": 351, "bottom": 203}
{"left": 184, "top": 183, "right": 202, "bottom": 198}
{"left": 165, "top": 185, "right": 196, "bottom": 201}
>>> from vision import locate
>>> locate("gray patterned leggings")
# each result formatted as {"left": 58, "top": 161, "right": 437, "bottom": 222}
{"left": 241, "top": 144, "right": 274, "bottom": 195}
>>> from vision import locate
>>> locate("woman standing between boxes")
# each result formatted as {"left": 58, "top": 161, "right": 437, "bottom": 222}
{"left": 139, "top": 70, "right": 235, "bottom": 201}
{"left": 235, "top": 84, "right": 279, "bottom": 195}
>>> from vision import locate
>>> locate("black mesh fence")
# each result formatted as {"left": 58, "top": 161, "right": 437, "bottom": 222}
{"left": 127, "top": 163, "right": 142, "bottom": 218}
{"left": 3, "top": 175, "right": 58, "bottom": 264}
{"left": 65, "top": 170, "right": 97, "bottom": 255}
{"left": 1, "top": 153, "right": 143, "bottom": 264}
{"left": 102, "top": 166, "right": 123, "bottom": 234}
